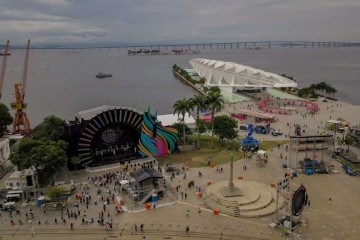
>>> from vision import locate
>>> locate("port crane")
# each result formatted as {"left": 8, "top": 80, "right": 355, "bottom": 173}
{"left": 0, "top": 40, "right": 10, "bottom": 99}
{"left": 10, "top": 39, "right": 31, "bottom": 134}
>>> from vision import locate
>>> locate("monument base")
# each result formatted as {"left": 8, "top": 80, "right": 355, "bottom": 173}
{"left": 220, "top": 187, "right": 243, "bottom": 197}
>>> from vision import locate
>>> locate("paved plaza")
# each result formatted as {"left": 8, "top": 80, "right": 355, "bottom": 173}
{"left": 0, "top": 99, "right": 359, "bottom": 240}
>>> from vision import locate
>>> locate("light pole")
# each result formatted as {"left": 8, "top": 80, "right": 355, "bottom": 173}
{"left": 28, "top": 220, "right": 35, "bottom": 239}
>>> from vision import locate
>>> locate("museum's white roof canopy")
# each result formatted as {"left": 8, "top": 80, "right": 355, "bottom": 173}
{"left": 189, "top": 58, "right": 297, "bottom": 88}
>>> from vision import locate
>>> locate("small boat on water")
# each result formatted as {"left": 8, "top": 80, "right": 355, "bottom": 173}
{"left": 96, "top": 72, "right": 112, "bottom": 79}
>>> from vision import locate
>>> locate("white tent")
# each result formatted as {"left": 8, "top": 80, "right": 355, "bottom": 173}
{"left": 257, "top": 150, "right": 267, "bottom": 155}
{"left": 157, "top": 114, "right": 196, "bottom": 128}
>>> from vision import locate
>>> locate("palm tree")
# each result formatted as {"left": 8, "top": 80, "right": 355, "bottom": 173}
{"left": 173, "top": 98, "right": 192, "bottom": 145}
{"left": 190, "top": 95, "right": 207, "bottom": 150}
{"left": 205, "top": 91, "right": 224, "bottom": 148}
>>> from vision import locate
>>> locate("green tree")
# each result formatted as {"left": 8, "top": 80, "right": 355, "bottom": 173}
{"left": 46, "top": 186, "right": 67, "bottom": 217}
{"left": 170, "top": 123, "right": 192, "bottom": 139}
{"left": 0, "top": 103, "right": 13, "bottom": 137}
{"left": 31, "top": 115, "right": 65, "bottom": 141}
{"left": 208, "top": 86, "right": 221, "bottom": 94}
{"left": 10, "top": 139, "right": 68, "bottom": 176}
{"left": 173, "top": 98, "right": 192, "bottom": 145}
{"left": 71, "top": 156, "right": 81, "bottom": 171}
{"left": 190, "top": 94, "right": 206, "bottom": 149}
{"left": 205, "top": 91, "right": 224, "bottom": 148}
{"left": 197, "top": 119, "right": 207, "bottom": 134}
{"left": 46, "top": 186, "right": 67, "bottom": 201}
{"left": 343, "top": 134, "right": 355, "bottom": 151}
{"left": 213, "top": 115, "right": 238, "bottom": 146}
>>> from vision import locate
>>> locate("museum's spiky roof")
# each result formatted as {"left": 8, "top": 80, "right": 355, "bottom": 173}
{"left": 189, "top": 58, "right": 297, "bottom": 88}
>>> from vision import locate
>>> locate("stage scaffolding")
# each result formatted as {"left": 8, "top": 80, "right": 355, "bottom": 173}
{"left": 288, "top": 135, "right": 334, "bottom": 171}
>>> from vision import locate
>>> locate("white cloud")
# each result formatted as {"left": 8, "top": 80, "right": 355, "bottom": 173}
{"left": 0, "top": 0, "right": 359, "bottom": 45}
{"left": 35, "top": 0, "right": 68, "bottom": 6}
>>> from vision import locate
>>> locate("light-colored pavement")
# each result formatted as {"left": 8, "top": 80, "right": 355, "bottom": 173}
{"left": 1, "top": 98, "right": 359, "bottom": 240}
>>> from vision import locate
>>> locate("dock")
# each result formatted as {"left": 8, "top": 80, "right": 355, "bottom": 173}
{"left": 172, "top": 69, "right": 206, "bottom": 95}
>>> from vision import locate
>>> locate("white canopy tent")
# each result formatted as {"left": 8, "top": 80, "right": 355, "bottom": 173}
{"left": 157, "top": 114, "right": 196, "bottom": 128}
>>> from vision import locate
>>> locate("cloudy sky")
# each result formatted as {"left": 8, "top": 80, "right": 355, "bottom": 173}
{"left": 0, "top": 0, "right": 359, "bottom": 46}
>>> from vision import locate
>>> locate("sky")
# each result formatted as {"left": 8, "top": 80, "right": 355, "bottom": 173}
{"left": 0, "top": 0, "right": 359, "bottom": 46}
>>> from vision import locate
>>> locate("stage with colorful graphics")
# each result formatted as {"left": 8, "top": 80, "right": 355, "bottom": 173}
{"left": 65, "top": 106, "right": 179, "bottom": 170}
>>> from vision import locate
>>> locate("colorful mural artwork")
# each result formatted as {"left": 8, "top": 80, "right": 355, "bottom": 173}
{"left": 138, "top": 108, "right": 179, "bottom": 157}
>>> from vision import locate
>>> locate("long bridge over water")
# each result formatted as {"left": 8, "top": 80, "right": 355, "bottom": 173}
{"left": 9, "top": 41, "right": 360, "bottom": 51}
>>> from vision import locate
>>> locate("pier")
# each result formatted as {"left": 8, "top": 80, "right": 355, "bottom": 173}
{"left": 7, "top": 41, "right": 360, "bottom": 51}
{"left": 172, "top": 69, "right": 206, "bottom": 96}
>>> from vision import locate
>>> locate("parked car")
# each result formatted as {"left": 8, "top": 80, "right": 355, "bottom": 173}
{"left": 342, "top": 164, "right": 356, "bottom": 176}
{"left": 272, "top": 130, "right": 283, "bottom": 136}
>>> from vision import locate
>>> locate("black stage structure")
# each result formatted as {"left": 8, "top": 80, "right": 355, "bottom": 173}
{"left": 65, "top": 106, "right": 144, "bottom": 170}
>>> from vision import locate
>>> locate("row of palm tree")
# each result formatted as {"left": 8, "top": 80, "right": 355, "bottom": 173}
{"left": 173, "top": 89, "right": 224, "bottom": 150}
{"left": 310, "top": 82, "right": 337, "bottom": 97}
{"left": 298, "top": 82, "right": 337, "bottom": 99}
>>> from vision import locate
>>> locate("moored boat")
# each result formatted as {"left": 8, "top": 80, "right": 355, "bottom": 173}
{"left": 96, "top": 72, "right": 112, "bottom": 79}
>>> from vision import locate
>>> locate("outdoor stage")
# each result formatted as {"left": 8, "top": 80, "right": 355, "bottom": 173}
{"left": 65, "top": 106, "right": 178, "bottom": 170}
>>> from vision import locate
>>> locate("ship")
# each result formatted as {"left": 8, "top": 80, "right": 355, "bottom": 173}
{"left": 96, "top": 72, "right": 112, "bottom": 79}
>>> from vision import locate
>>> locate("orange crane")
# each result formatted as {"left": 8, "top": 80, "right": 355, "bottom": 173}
{"left": 0, "top": 40, "right": 10, "bottom": 99}
{"left": 10, "top": 39, "right": 31, "bottom": 134}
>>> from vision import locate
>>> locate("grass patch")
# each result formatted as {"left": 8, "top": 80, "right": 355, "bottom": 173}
{"left": 336, "top": 156, "right": 360, "bottom": 171}
{"left": 158, "top": 135, "right": 288, "bottom": 168}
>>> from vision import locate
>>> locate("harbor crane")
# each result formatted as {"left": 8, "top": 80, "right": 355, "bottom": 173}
{"left": 10, "top": 39, "right": 31, "bottom": 134}
{"left": 0, "top": 40, "right": 10, "bottom": 99}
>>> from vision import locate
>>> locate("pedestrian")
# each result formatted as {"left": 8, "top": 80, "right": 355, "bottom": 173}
{"left": 186, "top": 225, "right": 190, "bottom": 234}
{"left": 142, "top": 236, "right": 146, "bottom": 240}
{"left": 244, "top": 165, "right": 247, "bottom": 171}
{"left": 140, "top": 223, "right": 144, "bottom": 232}
{"left": 329, "top": 197, "right": 332, "bottom": 203}
{"left": 70, "top": 222, "right": 74, "bottom": 230}
{"left": 307, "top": 199, "right": 310, "bottom": 207}
{"left": 181, "top": 192, "right": 184, "bottom": 199}
{"left": 184, "top": 193, "right": 187, "bottom": 200}
{"left": 186, "top": 209, "right": 190, "bottom": 217}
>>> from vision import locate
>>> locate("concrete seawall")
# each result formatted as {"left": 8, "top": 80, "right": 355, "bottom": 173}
{"left": 172, "top": 69, "right": 206, "bottom": 95}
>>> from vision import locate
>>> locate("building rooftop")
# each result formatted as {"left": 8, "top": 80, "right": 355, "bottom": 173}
{"left": 189, "top": 58, "right": 297, "bottom": 88}
{"left": 157, "top": 114, "right": 196, "bottom": 127}
{"left": 8, "top": 168, "right": 36, "bottom": 179}
{"left": 130, "top": 168, "right": 163, "bottom": 184}
{"left": 76, "top": 105, "right": 143, "bottom": 121}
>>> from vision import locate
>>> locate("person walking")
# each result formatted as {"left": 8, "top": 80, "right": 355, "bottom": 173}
{"left": 140, "top": 223, "right": 144, "bottom": 232}
{"left": 307, "top": 199, "right": 310, "bottom": 207}
{"left": 70, "top": 222, "right": 74, "bottom": 230}
{"left": 328, "top": 197, "right": 332, "bottom": 203}
{"left": 186, "top": 209, "right": 190, "bottom": 217}
{"left": 186, "top": 225, "right": 190, "bottom": 235}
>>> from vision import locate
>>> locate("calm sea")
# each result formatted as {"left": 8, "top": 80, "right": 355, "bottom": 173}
{"left": 1, "top": 47, "right": 359, "bottom": 126}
